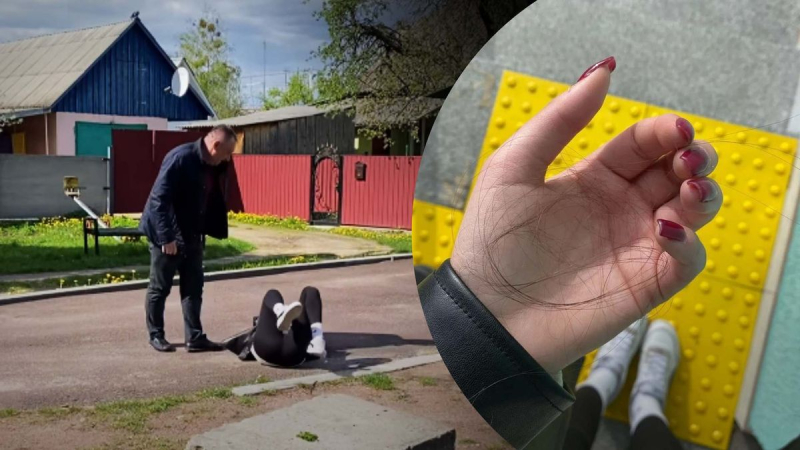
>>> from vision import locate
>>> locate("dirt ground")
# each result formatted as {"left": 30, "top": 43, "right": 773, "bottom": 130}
{"left": 0, "top": 362, "right": 512, "bottom": 450}
{"left": 0, "top": 260, "right": 430, "bottom": 409}
{"left": 228, "top": 223, "right": 391, "bottom": 258}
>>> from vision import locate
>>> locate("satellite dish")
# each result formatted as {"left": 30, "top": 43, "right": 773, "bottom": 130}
{"left": 170, "top": 67, "right": 190, "bottom": 97}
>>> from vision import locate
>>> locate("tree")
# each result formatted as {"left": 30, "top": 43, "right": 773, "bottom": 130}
{"left": 262, "top": 72, "right": 316, "bottom": 110}
{"left": 311, "top": 0, "right": 535, "bottom": 137}
{"left": 0, "top": 113, "right": 22, "bottom": 133}
{"left": 179, "top": 10, "right": 244, "bottom": 119}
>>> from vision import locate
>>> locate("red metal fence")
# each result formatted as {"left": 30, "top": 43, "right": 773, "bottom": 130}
{"left": 111, "top": 131, "right": 420, "bottom": 229}
{"left": 229, "top": 155, "right": 311, "bottom": 220}
{"left": 340, "top": 156, "right": 421, "bottom": 230}
{"left": 112, "top": 129, "right": 204, "bottom": 213}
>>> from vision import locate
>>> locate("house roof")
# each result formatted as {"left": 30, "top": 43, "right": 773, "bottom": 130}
{"left": 176, "top": 105, "right": 327, "bottom": 128}
{"left": 0, "top": 18, "right": 215, "bottom": 119}
{"left": 0, "top": 20, "right": 132, "bottom": 114}
{"left": 176, "top": 97, "right": 442, "bottom": 131}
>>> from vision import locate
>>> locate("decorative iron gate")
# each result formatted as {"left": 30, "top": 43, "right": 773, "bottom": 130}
{"left": 310, "top": 144, "right": 342, "bottom": 225}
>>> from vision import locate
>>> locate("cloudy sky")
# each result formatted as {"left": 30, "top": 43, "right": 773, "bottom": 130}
{"left": 0, "top": 0, "right": 330, "bottom": 108}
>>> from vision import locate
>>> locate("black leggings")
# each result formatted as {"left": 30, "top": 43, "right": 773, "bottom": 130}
{"left": 251, "top": 286, "right": 323, "bottom": 367}
{"left": 563, "top": 386, "right": 683, "bottom": 450}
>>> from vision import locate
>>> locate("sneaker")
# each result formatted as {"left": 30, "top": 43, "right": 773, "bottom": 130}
{"left": 276, "top": 302, "right": 303, "bottom": 332}
{"left": 587, "top": 317, "right": 648, "bottom": 401}
{"left": 630, "top": 320, "right": 680, "bottom": 407}
{"left": 306, "top": 336, "right": 327, "bottom": 359}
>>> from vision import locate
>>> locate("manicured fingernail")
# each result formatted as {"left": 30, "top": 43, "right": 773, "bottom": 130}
{"left": 577, "top": 57, "right": 616, "bottom": 83}
{"left": 687, "top": 179, "right": 718, "bottom": 203}
{"left": 657, "top": 219, "right": 687, "bottom": 242}
{"left": 676, "top": 118, "right": 694, "bottom": 143}
{"left": 680, "top": 148, "right": 708, "bottom": 175}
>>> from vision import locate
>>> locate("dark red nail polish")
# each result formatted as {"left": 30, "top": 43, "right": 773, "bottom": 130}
{"left": 680, "top": 148, "right": 708, "bottom": 175}
{"left": 676, "top": 118, "right": 694, "bottom": 143}
{"left": 657, "top": 219, "right": 687, "bottom": 242}
{"left": 577, "top": 57, "right": 617, "bottom": 82}
{"left": 687, "top": 179, "right": 717, "bottom": 203}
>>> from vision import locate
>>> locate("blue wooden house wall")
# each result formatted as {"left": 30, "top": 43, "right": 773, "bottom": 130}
{"left": 53, "top": 22, "right": 211, "bottom": 121}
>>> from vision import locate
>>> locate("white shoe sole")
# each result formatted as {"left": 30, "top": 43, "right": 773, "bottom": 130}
{"left": 307, "top": 336, "right": 326, "bottom": 359}
{"left": 307, "top": 350, "right": 327, "bottom": 360}
{"left": 277, "top": 302, "right": 303, "bottom": 332}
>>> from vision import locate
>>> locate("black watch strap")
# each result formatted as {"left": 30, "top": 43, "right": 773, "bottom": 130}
{"left": 418, "top": 259, "right": 575, "bottom": 449}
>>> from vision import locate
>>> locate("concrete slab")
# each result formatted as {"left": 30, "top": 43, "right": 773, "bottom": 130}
{"left": 184, "top": 394, "right": 456, "bottom": 450}
{"left": 232, "top": 353, "right": 442, "bottom": 396}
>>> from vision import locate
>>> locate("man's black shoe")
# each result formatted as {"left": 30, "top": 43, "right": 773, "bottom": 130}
{"left": 150, "top": 337, "right": 175, "bottom": 352}
{"left": 186, "top": 336, "right": 224, "bottom": 353}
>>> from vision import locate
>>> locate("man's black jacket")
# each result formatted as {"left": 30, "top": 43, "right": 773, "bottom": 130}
{"left": 139, "top": 139, "right": 229, "bottom": 247}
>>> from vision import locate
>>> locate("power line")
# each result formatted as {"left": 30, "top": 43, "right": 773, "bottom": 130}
{"left": 238, "top": 68, "right": 316, "bottom": 109}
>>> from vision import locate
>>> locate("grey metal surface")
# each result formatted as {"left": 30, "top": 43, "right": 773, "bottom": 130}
{"left": 415, "top": 0, "right": 800, "bottom": 209}
{"left": 0, "top": 21, "right": 131, "bottom": 110}
{"left": 0, "top": 154, "right": 107, "bottom": 219}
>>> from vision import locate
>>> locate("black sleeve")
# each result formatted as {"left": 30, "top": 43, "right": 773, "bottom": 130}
{"left": 417, "top": 259, "right": 575, "bottom": 449}
{"left": 150, "top": 154, "right": 180, "bottom": 245}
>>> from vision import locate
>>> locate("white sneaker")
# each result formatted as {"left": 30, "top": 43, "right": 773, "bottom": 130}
{"left": 306, "top": 336, "right": 326, "bottom": 359}
{"left": 276, "top": 302, "right": 303, "bottom": 332}
{"left": 587, "top": 317, "right": 648, "bottom": 401}
{"left": 631, "top": 320, "right": 680, "bottom": 408}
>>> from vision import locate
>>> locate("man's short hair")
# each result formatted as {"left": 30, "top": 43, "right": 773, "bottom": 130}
{"left": 209, "top": 124, "right": 237, "bottom": 143}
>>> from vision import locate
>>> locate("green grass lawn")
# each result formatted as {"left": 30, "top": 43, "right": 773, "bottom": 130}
{"left": 0, "top": 216, "right": 254, "bottom": 276}
{"left": 326, "top": 227, "right": 411, "bottom": 253}
{"left": 0, "top": 212, "right": 410, "bottom": 295}
{"left": 0, "top": 254, "right": 330, "bottom": 295}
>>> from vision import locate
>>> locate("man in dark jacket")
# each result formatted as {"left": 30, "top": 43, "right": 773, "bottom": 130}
{"left": 139, "top": 125, "right": 236, "bottom": 353}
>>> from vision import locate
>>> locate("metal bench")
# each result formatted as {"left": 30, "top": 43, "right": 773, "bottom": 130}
{"left": 83, "top": 217, "right": 144, "bottom": 255}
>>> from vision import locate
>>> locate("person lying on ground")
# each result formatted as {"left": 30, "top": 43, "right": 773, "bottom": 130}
{"left": 223, "top": 286, "right": 326, "bottom": 367}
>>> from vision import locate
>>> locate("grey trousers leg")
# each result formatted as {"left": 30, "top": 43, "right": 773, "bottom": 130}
{"left": 145, "top": 242, "right": 205, "bottom": 343}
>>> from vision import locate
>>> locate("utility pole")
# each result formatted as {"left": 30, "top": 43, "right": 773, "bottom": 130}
{"left": 263, "top": 41, "right": 266, "bottom": 100}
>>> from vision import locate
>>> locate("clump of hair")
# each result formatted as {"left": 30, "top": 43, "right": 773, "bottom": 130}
{"left": 210, "top": 124, "right": 237, "bottom": 142}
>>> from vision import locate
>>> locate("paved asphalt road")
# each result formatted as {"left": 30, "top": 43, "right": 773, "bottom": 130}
{"left": 0, "top": 260, "right": 433, "bottom": 409}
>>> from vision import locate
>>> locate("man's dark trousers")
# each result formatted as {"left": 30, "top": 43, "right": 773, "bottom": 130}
{"left": 145, "top": 239, "right": 205, "bottom": 344}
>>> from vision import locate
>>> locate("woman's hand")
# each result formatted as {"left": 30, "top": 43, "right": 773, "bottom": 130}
{"left": 451, "top": 58, "right": 720, "bottom": 374}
